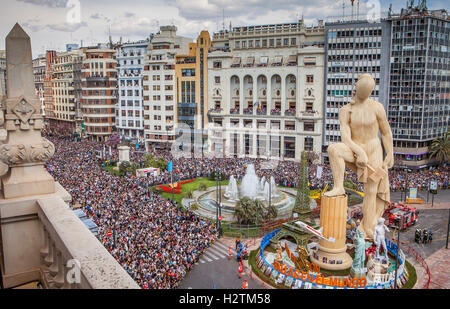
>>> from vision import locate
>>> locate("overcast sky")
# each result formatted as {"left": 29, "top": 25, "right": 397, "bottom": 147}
{"left": 0, "top": 0, "right": 448, "bottom": 58}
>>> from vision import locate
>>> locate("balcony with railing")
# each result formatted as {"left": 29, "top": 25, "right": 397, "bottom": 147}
{"left": 230, "top": 108, "right": 240, "bottom": 114}
{"left": 243, "top": 107, "right": 253, "bottom": 115}
{"left": 270, "top": 108, "right": 281, "bottom": 116}
{"left": 285, "top": 108, "right": 296, "bottom": 116}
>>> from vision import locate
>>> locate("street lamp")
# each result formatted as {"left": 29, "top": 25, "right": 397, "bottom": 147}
{"left": 215, "top": 170, "right": 223, "bottom": 238}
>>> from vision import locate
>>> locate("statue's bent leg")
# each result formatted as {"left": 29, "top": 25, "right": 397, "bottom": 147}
{"left": 324, "top": 143, "right": 355, "bottom": 197}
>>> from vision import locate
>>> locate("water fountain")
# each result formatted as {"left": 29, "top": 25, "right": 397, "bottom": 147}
{"left": 240, "top": 164, "right": 260, "bottom": 199}
{"left": 192, "top": 164, "right": 298, "bottom": 222}
{"left": 224, "top": 175, "right": 239, "bottom": 201}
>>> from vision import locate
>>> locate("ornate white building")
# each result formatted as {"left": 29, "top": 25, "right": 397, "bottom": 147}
{"left": 207, "top": 20, "right": 325, "bottom": 161}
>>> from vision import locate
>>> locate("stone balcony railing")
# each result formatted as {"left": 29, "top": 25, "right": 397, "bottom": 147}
{"left": 0, "top": 184, "right": 139, "bottom": 289}
{"left": 37, "top": 197, "right": 139, "bottom": 289}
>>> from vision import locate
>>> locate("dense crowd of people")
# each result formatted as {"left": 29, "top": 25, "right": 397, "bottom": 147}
{"left": 45, "top": 133, "right": 448, "bottom": 288}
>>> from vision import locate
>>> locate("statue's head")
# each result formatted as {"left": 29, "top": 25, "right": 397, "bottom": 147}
{"left": 377, "top": 218, "right": 385, "bottom": 225}
{"left": 354, "top": 74, "right": 375, "bottom": 101}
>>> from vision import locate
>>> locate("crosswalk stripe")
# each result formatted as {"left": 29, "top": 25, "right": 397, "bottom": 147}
{"left": 214, "top": 241, "right": 230, "bottom": 251}
{"left": 204, "top": 250, "right": 220, "bottom": 260}
{"left": 208, "top": 246, "right": 228, "bottom": 258}
{"left": 201, "top": 255, "right": 213, "bottom": 262}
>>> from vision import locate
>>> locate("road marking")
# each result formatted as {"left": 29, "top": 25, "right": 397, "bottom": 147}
{"left": 204, "top": 250, "right": 220, "bottom": 260}
{"left": 214, "top": 241, "right": 231, "bottom": 251}
{"left": 208, "top": 246, "right": 228, "bottom": 258}
{"left": 201, "top": 255, "right": 213, "bottom": 262}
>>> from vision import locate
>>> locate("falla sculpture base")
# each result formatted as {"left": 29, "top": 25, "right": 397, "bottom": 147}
{"left": 309, "top": 194, "right": 353, "bottom": 271}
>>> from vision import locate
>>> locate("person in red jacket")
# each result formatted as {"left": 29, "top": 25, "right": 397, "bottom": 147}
{"left": 238, "top": 264, "right": 243, "bottom": 279}
{"left": 228, "top": 246, "right": 232, "bottom": 260}
{"left": 242, "top": 279, "right": 248, "bottom": 289}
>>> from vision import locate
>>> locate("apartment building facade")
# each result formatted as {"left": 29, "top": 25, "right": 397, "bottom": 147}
{"left": 81, "top": 47, "right": 118, "bottom": 141}
{"left": 0, "top": 50, "right": 6, "bottom": 97}
{"left": 388, "top": 2, "right": 450, "bottom": 169}
{"left": 207, "top": 20, "right": 325, "bottom": 161}
{"left": 322, "top": 18, "right": 391, "bottom": 161}
{"left": 116, "top": 40, "right": 149, "bottom": 141}
{"left": 47, "top": 49, "right": 84, "bottom": 134}
{"left": 43, "top": 50, "right": 57, "bottom": 121}
{"left": 32, "top": 55, "right": 46, "bottom": 115}
{"left": 142, "top": 26, "right": 192, "bottom": 151}
{"left": 175, "top": 30, "right": 211, "bottom": 155}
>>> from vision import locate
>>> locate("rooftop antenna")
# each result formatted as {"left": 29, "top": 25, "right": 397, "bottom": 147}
{"left": 342, "top": 0, "right": 346, "bottom": 19}
{"left": 222, "top": 8, "right": 225, "bottom": 31}
{"left": 357, "top": 0, "right": 360, "bottom": 18}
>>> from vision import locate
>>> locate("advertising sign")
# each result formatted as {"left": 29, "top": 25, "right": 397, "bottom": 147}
{"left": 430, "top": 180, "right": 438, "bottom": 194}
{"left": 409, "top": 188, "right": 417, "bottom": 199}
{"left": 136, "top": 167, "right": 159, "bottom": 178}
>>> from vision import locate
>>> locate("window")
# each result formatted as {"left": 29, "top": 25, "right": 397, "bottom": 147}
{"left": 291, "top": 38, "right": 297, "bottom": 46}
{"left": 269, "top": 39, "right": 274, "bottom": 47}
{"left": 284, "top": 38, "right": 289, "bottom": 46}
{"left": 215, "top": 76, "right": 221, "bottom": 84}
{"left": 213, "top": 61, "right": 222, "bottom": 69}
{"left": 235, "top": 41, "right": 240, "bottom": 49}
{"left": 182, "top": 69, "right": 195, "bottom": 77}
{"left": 306, "top": 75, "right": 314, "bottom": 83}
{"left": 262, "top": 39, "right": 267, "bottom": 47}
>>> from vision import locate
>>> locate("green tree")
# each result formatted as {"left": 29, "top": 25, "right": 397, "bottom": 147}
{"left": 119, "top": 161, "right": 130, "bottom": 175}
{"left": 234, "top": 197, "right": 267, "bottom": 225}
{"left": 429, "top": 131, "right": 449, "bottom": 165}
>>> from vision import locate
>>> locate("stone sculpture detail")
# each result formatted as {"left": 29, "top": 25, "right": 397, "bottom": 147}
{"left": 373, "top": 218, "right": 390, "bottom": 263}
{"left": 350, "top": 229, "right": 367, "bottom": 277}
{"left": 0, "top": 23, "right": 55, "bottom": 198}
{"left": 323, "top": 73, "right": 394, "bottom": 239}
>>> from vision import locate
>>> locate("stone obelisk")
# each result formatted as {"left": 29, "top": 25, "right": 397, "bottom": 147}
{"left": 0, "top": 23, "right": 55, "bottom": 198}
{"left": 310, "top": 195, "right": 353, "bottom": 270}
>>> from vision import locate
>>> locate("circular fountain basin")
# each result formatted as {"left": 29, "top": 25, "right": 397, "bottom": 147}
{"left": 191, "top": 186, "right": 297, "bottom": 222}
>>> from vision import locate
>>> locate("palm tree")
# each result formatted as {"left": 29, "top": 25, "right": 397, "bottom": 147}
{"left": 429, "top": 132, "right": 450, "bottom": 165}
{"left": 234, "top": 197, "right": 267, "bottom": 225}
{"left": 234, "top": 197, "right": 254, "bottom": 225}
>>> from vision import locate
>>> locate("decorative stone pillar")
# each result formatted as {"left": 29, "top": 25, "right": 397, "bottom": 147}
{"left": 0, "top": 23, "right": 55, "bottom": 199}
{"left": 310, "top": 195, "right": 352, "bottom": 270}
{"left": 118, "top": 145, "right": 130, "bottom": 164}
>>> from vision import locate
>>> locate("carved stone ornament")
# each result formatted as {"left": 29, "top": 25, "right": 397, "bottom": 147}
{"left": 12, "top": 96, "right": 36, "bottom": 124}
{"left": 0, "top": 138, "right": 55, "bottom": 166}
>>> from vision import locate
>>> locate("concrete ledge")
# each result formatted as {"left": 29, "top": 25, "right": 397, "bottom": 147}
{"left": 37, "top": 197, "right": 139, "bottom": 289}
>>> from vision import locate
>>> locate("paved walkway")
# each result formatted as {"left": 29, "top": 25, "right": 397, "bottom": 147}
{"left": 425, "top": 247, "right": 450, "bottom": 289}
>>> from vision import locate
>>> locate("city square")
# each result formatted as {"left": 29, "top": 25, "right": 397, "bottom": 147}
{"left": 0, "top": 0, "right": 448, "bottom": 294}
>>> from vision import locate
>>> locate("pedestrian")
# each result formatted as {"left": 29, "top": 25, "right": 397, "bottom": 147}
{"left": 228, "top": 246, "right": 232, "bottom": 260}
{"left": 238, "top": 264, "right": 243, "bottom": 279}
{"left": 242, "top": 279, "right": 248, "bottom": 289}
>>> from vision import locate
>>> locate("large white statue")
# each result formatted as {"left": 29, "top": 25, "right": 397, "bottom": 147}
{"left": 373, "top": 218, "right": 390, "bottom": 263}
{"left": 323, "top": 74, "right": 394, "bottom": 239}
